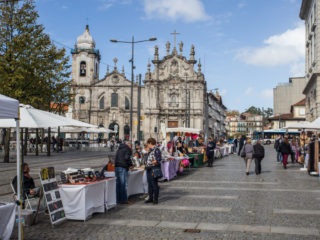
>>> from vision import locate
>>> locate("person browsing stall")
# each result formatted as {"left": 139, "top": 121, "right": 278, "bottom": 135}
{"left": 145, "top": 138, "right": 162, "bottom": 205}
{"left": 114, "top": 140, "right": 133, "bottom": 204}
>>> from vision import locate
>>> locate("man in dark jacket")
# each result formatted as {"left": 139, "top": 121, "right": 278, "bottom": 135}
{"left": 206, "top": 137, "right": 216, "bottom": 167}
{"left": 115, "top": 141, "right": 133, "bottom": 204}
{"left": 238, "top": 135, "right": 245, "bottom": 156}
{"left": 253, "top": 140, "right": 265, "bottom": 175}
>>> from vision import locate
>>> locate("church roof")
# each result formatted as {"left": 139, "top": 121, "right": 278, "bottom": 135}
{"left": 77, "top": 25, "right": 95, "bottom": 49}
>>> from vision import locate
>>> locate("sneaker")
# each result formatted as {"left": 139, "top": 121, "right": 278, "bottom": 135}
{"left": 145, "top": 199, "right": 153, "bottom": 204}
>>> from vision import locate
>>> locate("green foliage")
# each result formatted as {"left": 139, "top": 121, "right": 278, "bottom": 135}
{"left": 226, "top": 110, "right": 240, "bottom": 116}
{"left": 0, "top": 0, "right": 71, "bottom": 113}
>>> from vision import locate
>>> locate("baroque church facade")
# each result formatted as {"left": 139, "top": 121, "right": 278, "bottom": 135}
{"left": 69, "top": 25, "right": 206, "bottom": 141}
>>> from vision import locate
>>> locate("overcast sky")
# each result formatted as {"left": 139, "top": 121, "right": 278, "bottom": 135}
{"left": 35, "top": 0, "right": 305, "bottom": 112}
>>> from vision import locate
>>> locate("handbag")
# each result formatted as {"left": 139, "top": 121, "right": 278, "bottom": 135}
{"left": 152, "top": 166, "right": 163, "bottom": 179}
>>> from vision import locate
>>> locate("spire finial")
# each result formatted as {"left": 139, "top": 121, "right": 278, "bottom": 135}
{"left": 147, "top": 59, "right": 151, "bottom": 72}
{"left": 179, "top": 41, "right": 183, "bottom": 56}
{"left": 170, "top": 30, "right": 180, "bottom": 50}
{"left": 166, "top": 41, "right": 170, "bottom": 56}
{"left": 107, "top": 65, "right": 109, "bottom": 74}
{"left": 190, "top": 44, "right": 195, "bottom": 61}
{"left": 198, "top": 58, "right": 202, "bottom": 72}
{"left": 122, "top": 65, "right": 125, "bottom": 74}
{"left": 113, "top": 58, "right": 118, "bottom": 70}
{"left": 154, "top": 45, "right": 159, "bottom": 60}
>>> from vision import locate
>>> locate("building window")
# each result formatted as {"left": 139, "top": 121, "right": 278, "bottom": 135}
{"left": 80, "top": 61, "right": 86, "bottom": 76}
{"left": 95, "top": 62, "right": 98, "bottom": 78}
{"left": 125, "top": 97, "right": 130, "bottom": 110}
{"left": 79, "top": 96, "right": 85, "bottom": 104}
{"left": 99, "top": 96, "right": 104, "bottom": 109}
{"left": 111, "top": 93, "right": 118, "bottom": 107}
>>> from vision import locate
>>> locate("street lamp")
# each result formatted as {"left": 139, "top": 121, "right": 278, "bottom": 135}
{"left": 110, "top": 36, "right": 157, "bottom": 144}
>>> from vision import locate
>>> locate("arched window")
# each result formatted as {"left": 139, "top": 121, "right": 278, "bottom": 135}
{"left": 95, "top": 62, "right": 98, "bottom": 78}
{"left": 99, "top": 96, "right": 104, "bottom": 109}
{"left": 111, "top": 93, "right": 118, "bottom": 107}
{"left": 125, "top": 97, "right": 130, "bottom": 110}
{"left": 79, "top": 96, "right": 85, "bottom": 104}
{"left": 80, "top": 61, "right": 86, "bottom": 76}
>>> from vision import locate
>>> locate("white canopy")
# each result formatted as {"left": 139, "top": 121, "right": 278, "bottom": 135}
{"left": 56, "top": 126, "right": 115, "bottom": 133}
{"left": 0, "top": 104, "right": 96, "bottom": 128}
{"left": 0, "top": 94, "right": 19, "bottom": 119}
{"left": 284, "top": 121, "right": 320, "bottom": 130}
{"left": 166, "top": 127, "right": 202, "bottom": 134}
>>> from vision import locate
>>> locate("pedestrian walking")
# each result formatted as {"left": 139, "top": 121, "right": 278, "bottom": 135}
{"left": 279, "top": 137, "right": 291, "bottom": 169}
{"left": 240, "top": 138, "right": 254, "bottom": 175}
{"left": 206, "top": 137, "right": 216, "bottom": 167}
{"left": 145, "top": 138, "right": 162, "bottom": 205}
{"left": 274, "top": 135, "right": 283, "bottom": 162}
{"left": 238, "top": 135, "right": 245, "bottom": 156}
{"left": 253, "top": 139, "right": 265, "bottom": 175}
{"left": 233, "top": 138, "right": 238, "bottom": 153}
{"left": 290, "top": 138, "right": 299, "bottom": 163}
{"left": 115, "top": 140, "right": 133, "bottom": 204}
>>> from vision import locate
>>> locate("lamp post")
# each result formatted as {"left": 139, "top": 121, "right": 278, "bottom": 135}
{"left": 110, "top": 36, "right": 157, "bottom": 144}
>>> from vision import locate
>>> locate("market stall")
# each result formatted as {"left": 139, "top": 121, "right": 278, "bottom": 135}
{"left": 127, "top": 169, "right": 145, "bottom": 196}
{"left": 0, "top": 203, "right": 16, "bottom": 240}
{"left": 160, "top": 157, "right": 182, "bottom": 181}
{"left": 0, "top": 94, "right": 21, "bottom": 240}
{"left": 59, "top": 181, "right": 105, "bottom": 221}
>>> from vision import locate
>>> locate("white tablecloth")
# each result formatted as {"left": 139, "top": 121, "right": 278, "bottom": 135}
{"left": 59, "top": 181, "right": 105, "bottom": 220}
{"left": 127, "top": 170, "right": 144, "bottom": 197}
{"left": 0, "top": 203, "right": 16, "bottom": 240}
{"left": 103, "top": 178, "right": 116, "bottom": 210}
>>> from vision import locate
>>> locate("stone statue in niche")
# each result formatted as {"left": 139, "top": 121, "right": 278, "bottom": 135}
{"left": 170, "top": 59, "right": 179, "bottom": 75}
{"left": 80, "top": 62, "right": 86, "bottom": 76}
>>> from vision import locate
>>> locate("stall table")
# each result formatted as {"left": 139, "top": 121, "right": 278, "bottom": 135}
{"left": 0, "top": 203, "right": 16, "bottom": 240}
{"left": 103, "top": 178, "right": 116, "bottom": 210}
{"left": 187, "top": 153, "right": 204, "bottom": 167}
{"left": 127, "top": 169, "right": 145, "bottom": 197}
{"left": 59, "top": 181, "right": 105, "bottom": 220}
{"left": 160, "top": 158, "right": 181, "bottom": 181}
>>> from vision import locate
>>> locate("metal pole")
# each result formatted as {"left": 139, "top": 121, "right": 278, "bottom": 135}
{"left": 262, "top": 107, "right": 264, "bottom": 140}
{"left": 15, "top": 119, "right": 22, "bottom": 240}
{"left": 204, "top": 86, "right": 209, "bottom": 144}
{"left": 137, "top": 74, "right": 142, "bottom": 142}
{"left": 47, "top": 127, "right": 51, "bottom": 156}
{"left": 185, "top": 76, "right": 188, "bottom": 127}
{"left": 130, "top": 36, "right": 134, "bottom": 145}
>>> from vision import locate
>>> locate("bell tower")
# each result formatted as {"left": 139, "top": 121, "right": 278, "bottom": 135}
{"left": 71, "top": 25, "right": 100, "bottom": 86}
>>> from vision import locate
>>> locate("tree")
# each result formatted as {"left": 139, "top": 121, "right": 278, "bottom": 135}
{"left": 226, "top": 110, "right": 240, "bottom": 116}
{"left": 0, "top": 0, "right": 71, "bottom": 162}
{"left": 245, "top": 106, "right": 263, "bottom": 115}
{"left": 0, "top": 0, "right": 71, "bottom": 111}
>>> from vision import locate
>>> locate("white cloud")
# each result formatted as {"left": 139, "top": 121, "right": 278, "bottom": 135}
{"left": 143, "top": 0, "right": 210, "bottom": 22}
{"left": 235, "top": 24, "right": 305, "bottom": 67}
{"left": 290, "top": 61, "right": 305, "bottom": 77}
{"left": 261, "top": 89, "right": 273, "bottom": 99}
{"left": 238, "top": 2, "right": 246, "bottom": 8}
{"left": 245, "top": 87, "right": 253, "bottom": 95}
{"left": 98, "top": 0, "right": 132, "bottom": 11}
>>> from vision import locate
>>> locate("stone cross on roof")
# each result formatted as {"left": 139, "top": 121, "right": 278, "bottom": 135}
{"left": 170, "top": 30, "right": 180, "bottom": 50}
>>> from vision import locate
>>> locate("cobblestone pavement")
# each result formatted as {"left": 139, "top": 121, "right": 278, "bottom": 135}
{"left": 9, "top": 146, "right": 320, "bottom": 239}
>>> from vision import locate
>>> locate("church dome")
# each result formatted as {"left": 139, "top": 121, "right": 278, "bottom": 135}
{"left": 76, "top": 25, "right": 95, "bottom": 49}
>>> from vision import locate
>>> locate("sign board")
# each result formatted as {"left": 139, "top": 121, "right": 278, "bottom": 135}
{"left": 133, "top": 121, "right": 138, "bottom": 125}
{"left": 40, "top": 167, "right": 66, "bottom": 225}
{"left": 140, "top": 116, "right": 145, "bottom": 120}
{"left": 168, "top": 121, "right": 178, "bottom": 128}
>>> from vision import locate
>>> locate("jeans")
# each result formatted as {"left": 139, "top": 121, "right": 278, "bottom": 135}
{"left": 254, "top": 158, "right": 262, "bottom": 174}
{"left": 146, "top": 168, "right": 159, "bottom": 202}
{"left": 115, "top": 167, "right": 128, "bottom": 203}
{"left": 277, "top": 151, "right": 283, "bottom": 162}
{"left": 207, "top": 151, "right": 214, "bottom": 167}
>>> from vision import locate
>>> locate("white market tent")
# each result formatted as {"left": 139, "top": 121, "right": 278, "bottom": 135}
{"left": 284, "top": 121, "right": 320, "bottom": 130}
{"left": 54, "top": 126, "right": 115, "bottom": 133}
{"left": 165, "top": 127, "right": 202, "bottom": 134}
{"left": 0, "top": 94, "right": 22, "bottom": 240}
{"left": 0, "top": 104, "right": 96, "bottom": 128}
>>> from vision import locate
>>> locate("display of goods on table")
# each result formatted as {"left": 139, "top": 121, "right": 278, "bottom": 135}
{"left": 40, "top": 167, "right": 67, "bottom": 225}
{"left": 187, "top": 153, "right": 204, "bottom": 167}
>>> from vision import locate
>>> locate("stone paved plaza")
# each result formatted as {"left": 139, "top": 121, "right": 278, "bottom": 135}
{"left": 7, "top": 146, "right": 320, "bottom": 239}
